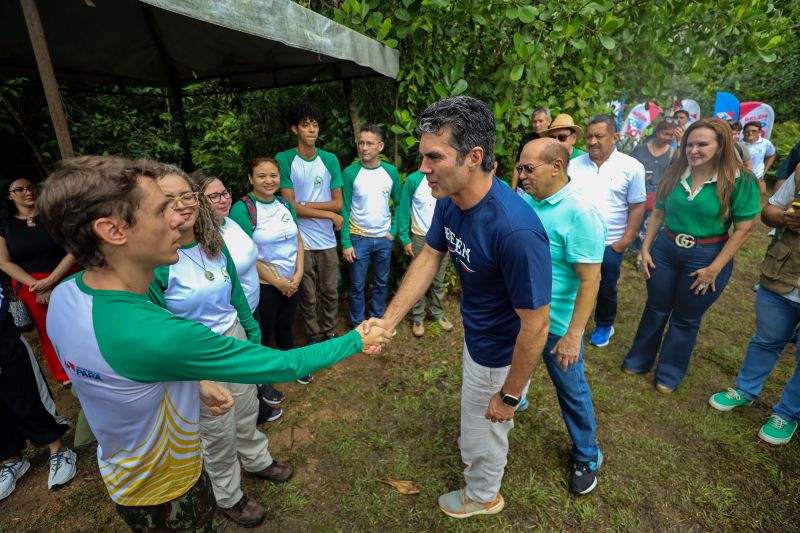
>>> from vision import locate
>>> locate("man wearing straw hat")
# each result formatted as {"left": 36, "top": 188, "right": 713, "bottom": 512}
{"left": 541, "top": 113, "right": 586, "bottom": 160}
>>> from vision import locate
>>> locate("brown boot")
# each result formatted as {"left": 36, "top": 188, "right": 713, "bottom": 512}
{"left": 249, "top": 460, "right": 293, "bottom": 483}
{"left": 412, "top": 320, "right": 425, "bottom": 337}
{"left": 220, "top": 494, "right": 266, "bottom": 527}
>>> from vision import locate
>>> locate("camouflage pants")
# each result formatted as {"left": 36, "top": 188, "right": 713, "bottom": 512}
{"left": 115, "top": 471, "right": 216, "bottom": 532}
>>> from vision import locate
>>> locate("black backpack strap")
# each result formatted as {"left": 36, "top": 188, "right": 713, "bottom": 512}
{"left": 241, "top": 195, "right": 257, "bottom": 231}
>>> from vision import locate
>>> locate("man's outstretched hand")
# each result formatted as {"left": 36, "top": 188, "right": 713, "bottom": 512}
{"left": 360, "top": 318, "right": 396, "bottom": 354}
{"left": 357, "top": 318, "right": 394, "bottom": 354}
{"left": 200, "top": 380, "right": 234, "bottom": 416}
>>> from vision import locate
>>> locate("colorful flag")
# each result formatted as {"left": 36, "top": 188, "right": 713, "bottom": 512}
{"left": 739, "top": 102, "right": 775, "bottom": 139}
{"left": 713, "top": 92, "right": 740, "bottom": 121}
{"left": 680, "top": 99, "right": 701, "bottom": 122}
{"left": 620, "top": 103, "right": 651, "bottom": 142}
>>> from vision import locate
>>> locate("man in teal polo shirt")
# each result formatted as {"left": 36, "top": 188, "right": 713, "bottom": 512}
{"left": 518, "top": 137, "right": 608, "bottom": 495}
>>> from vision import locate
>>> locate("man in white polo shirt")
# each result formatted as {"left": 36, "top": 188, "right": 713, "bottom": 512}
{"left": 568, "top": 115, "right": 645, "bottom": 348}
{"left": 743, "top": 120, "right": 776, "bottom": 197}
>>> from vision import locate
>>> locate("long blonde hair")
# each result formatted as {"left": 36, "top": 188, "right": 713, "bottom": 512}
{"left": 145, "top": 162, "right": 224, "bottom": 259}
{"left": 656, "top": 118, "right": 753, "bottom": 220}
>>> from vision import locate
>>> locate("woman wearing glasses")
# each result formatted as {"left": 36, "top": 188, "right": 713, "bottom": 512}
{"left": 0, "top": 178, "right": 76, "bottom": 385}
{"left": 229, "top": 157, "right": 308, "bottom": 383}
{"left": 148, "top": 165, "right": 292, "bottom": 527}
{"left": 191, "top": 170, "right": 286, "bottom": 421}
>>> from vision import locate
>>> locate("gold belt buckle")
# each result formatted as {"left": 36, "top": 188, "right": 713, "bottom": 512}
{"left": 674, "top": 233, "right": 696, "bottom": 248}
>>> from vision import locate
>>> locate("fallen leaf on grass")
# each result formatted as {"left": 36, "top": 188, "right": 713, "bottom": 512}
{"left": 379, "top": 479, "right": 420, "bottom": 495}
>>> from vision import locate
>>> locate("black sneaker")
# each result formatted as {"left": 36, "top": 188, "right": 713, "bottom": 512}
{"left": 258, "top": 384, "right": 284, "bottom": 406}
{"left": 570, "top": 450, "right": 603, "bottom": 495}
{"left": 296, "top": 374, "right": 313, "bottom": 385}
{"left": 257, "top": 405, "right": 283, "bottom": 424}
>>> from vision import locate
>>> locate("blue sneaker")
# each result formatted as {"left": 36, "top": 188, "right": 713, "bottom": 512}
{"left": 589, "top": 326, "right": 614, "bottom": 347}
{"left": 516, "top": 396, "right": 529, "bottom": 412}
{"left": 570, "top": 449, "right": 603, "bottom": 495}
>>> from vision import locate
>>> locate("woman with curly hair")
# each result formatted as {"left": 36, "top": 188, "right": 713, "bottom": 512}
{"left": 623, "top": 119, "right": 760, "bottom": 392}
{"left": 147, "top": 164, "right": 292, "bottom": 528}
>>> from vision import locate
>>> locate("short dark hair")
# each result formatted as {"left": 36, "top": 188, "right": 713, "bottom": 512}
{"left": 249, "top": 156, "right": 279, "bottom": 175}
{"left": 674, "top": 109, "right": 690, "bottom": 120}
{"left": 744, "top": 121, "right": 762, "bottom": 131}
{"left": 360, "top": 124, "right": 384, "bottom": 141}
{"left": 654, "top": 120, "right": 674, "bottom": 134}
{"left": 285, "top": 102, "right": 322, "bottom": 128}
{"left": 729, "top": 121, "right": 743, "bottom": 132}
{"left": 416, "top": 96, "right": 496, "bottom": 172}
{"left": 587, "top": 114, "right": 617, "bottom": 133}
{"left": 2, "top": 176, "right": 36, "bottom": 216}
{"left": 37, "top": 156, "right": 143, "bottom": 268}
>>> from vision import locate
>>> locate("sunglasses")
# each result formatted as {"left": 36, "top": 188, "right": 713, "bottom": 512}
{"left": 553, "top": 133, "right": 574, "bottom": 142}
{"left": 516, "top": 162, "right": 547, "bottom": 175}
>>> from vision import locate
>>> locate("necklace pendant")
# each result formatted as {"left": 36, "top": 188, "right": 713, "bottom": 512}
{"left": 26, "top": 217, "right": 36, "bottom": 228}
{"left": 205, "top": 270, "right": 215, "bottom": 281}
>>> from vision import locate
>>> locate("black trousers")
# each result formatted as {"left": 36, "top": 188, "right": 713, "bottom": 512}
{"left": 257, "top": 284, "right": 299, "bottom": 350}
{"left": 0, "top": 315, "right": 69, "bottom": 460}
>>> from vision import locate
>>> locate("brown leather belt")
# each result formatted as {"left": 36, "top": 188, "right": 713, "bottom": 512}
{"left": 663, "top": 228, "right": 729, "bottom": 248}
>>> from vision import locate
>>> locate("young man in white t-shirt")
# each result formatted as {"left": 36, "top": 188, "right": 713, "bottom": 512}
{"left": 277, "top": 103, "right": 344, "bottom": 348}
{"left": 743, "top": 121, "right": 777, "bottom": 196}
{"left": 341, "top": 125, "right": 402, "bottom": 328}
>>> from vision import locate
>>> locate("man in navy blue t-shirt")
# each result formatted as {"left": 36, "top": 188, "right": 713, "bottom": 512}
{"left": 367, "top": 96, "right": 552, "bottom": 518}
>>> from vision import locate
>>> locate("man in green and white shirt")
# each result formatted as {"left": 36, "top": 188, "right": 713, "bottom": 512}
{"left": 396, "top": 170, "right": 453, "bottom": 337}
{"left": 277, "top": 102, "right": 343, "bottom": 344}
{"left": 341, "top": 125, "right": 402, "bottom": 327}
{"left": 39, "top": 158, "right": 390, "bottom": 532}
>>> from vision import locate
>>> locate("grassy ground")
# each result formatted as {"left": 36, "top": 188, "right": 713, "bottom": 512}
{"left": 2, "top": 225, "right": 799, "bottom": 532}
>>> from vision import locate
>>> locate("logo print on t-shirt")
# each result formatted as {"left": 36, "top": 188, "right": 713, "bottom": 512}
{"left": 313, "top": 176, "right": 323, "bottom": 187}
{"left": 444, "top": 227, "right": 474, "bottom": 273}
{"left": 281, "top": 214, "right": 290, "bottom": 223}
{"left": 382, "top": 187, "right": 390, "bottom": 198}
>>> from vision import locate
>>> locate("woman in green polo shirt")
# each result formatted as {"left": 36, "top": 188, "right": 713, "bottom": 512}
{"left": 623, "top": 119, "right": 760, "bottom": 392}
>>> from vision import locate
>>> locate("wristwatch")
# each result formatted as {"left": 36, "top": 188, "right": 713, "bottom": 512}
{"left": 499, "top": 388, "right": 520, "bottom": 407}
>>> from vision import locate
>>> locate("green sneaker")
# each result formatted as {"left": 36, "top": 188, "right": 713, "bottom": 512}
{"left": 709, "top": 388, "right": 753, "bottom": 412}
{"left": 758, "top": 415, "right": 798, "bottom": 445}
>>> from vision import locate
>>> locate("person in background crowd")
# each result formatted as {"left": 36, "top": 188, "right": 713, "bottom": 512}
{"left": 0, "top": 282, "right": 77, "bottom": 501}
{"left": 41, "top": 157, "right": 390, "bottom": 532}
{"left": 673, "top": 109, "right": 691, "bottom": 142}
{"left": 541, "top": 113, "right": 585, "bottom": 160}
{"left": 568, "top": 115, "right": 646, "bottom": 348}
{"left": 0, "top": 178, "right": 78, "bottom": 386}
{"left": 149, "top": 165, "right": 293, "bottom": 527}
{"left": 532, "top": 106, "right": 551, "bottom": 133}
{"left": 230, "top": 157, "right": 307, "bottom": 399}
{"left": 623, "top": 119, "right": 759, "bottom": 393}
{"left": 340, "top": 125, "right": 402, "bottom": 328}
{"left": 728, "top": 121, "right": 753, "bottom": 171}
{"left": 397, "top": 169, "right": 454, "bottom": 337}
{"left": 278, "top": 102, "right": 343, "bottom": 360}
{"left": 518, "top": 137, "right": 606, "bottom": 495}
{"left": 709, "top": 173, "right": 800, "bottom": 445}
{"left": 773, "top": 139, "right": 800, "bottom": 192}
{"left": 192, "top": 170, "right": 285, "bottom": 422}
{"left": 630, "top": 121, "right": 678, "bottom": 251}
{"left": 366, "top": 96, "right": 552, "bottom": 519}
{"left": 509, "top": 131, "right": 541, "bottom": 193}
{"left": 743, "top": 121, "right": 776, "bottom": 197}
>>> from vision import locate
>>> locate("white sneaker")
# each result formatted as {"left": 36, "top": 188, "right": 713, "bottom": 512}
{"left": 0, "top": 457, "right": 31, "bottom": 500}
{"left": 48, "top": 448, "right": 77, "bottom": 489}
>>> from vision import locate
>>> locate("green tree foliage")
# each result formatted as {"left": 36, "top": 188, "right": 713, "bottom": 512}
{"left": 300, "top": 0, "right": 793, "bottom": 170}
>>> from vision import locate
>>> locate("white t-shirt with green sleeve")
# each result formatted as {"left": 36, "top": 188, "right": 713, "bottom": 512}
{"left": 340, "top": 161, "right": 402, "bottom": 249}
{"left": 220, "top": 218, "right": 259, "bottom": 312}
{"left": 149, "top": 242, "right": 261, "bottom": 344}
{"left": 229, "top": 195, "right": 300, "bottom": 280}
{"left": 47, "top": 273, "right": 364, "bottom": 507}
{"left": 276, "top": 147, "right": 342, "bottom": 251}
{"left": 397, "top": 171, "right": 436, "bottom": 246}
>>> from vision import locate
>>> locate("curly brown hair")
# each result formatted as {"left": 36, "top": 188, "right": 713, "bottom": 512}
{"left": 144, "top": 162, "right": 223, "bottom": 259}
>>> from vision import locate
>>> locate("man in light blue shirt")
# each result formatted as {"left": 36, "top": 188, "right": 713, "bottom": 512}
{"left": 518, "top": 137, "right": 607, "bottom": 495}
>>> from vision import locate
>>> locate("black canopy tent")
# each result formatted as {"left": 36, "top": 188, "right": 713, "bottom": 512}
{"left": 1, "top": 0, "right": 400, "bottom": 167}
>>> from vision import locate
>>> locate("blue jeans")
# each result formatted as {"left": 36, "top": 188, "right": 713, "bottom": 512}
{"left": 348, "top": 234, "right": 394, "bottom": 326}
{"left": 735, "top": 287, "right": 800, "bottom": 423}
{"left": 595, "top": 245, "right": 625, "bottom": 327}
{"left": 623, "top": 234, "right": 733, "bottom": 389}
{"left": 541, "top": 333, "right": 599, "bottom": 462}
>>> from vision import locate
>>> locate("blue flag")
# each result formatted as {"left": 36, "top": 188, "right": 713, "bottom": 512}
{"left": 713, "top": 92, "right": 740, "bottom": 121}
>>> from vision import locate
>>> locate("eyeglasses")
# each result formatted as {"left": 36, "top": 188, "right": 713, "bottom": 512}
{"left": 553, "top": 133, "right": 574, "bottom": 142}
{"left": 9, "top": 186, "right": 36, "bottom": 194}
{"left": 357, "top": 140, "right": 379, "bottom": 147}
{"left": 166, "top": 191, "right": 200, "bottom": 208}
{"left": 516, "top": 162, "right": 547, "bottom": 175}
{"left": 205, "top": 188, "right": 232, "bottom": 203}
